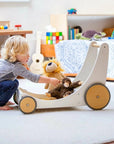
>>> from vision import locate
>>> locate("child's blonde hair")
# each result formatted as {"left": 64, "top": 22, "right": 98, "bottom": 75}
{"left": 1, "top": 35, "right": 29, "bottom": 62}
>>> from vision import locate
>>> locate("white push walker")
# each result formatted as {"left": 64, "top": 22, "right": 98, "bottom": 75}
{"left": 14, "top": 41, "right": 111, "bottom": 114}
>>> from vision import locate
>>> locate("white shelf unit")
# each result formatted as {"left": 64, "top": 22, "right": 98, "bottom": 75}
{"left": 50, "top": 14, "right": 114, "bottom": 40}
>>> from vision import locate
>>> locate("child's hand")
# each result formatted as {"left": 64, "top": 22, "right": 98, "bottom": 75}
{"left": 50, "top": 78, "right": 60, "bottom": 86}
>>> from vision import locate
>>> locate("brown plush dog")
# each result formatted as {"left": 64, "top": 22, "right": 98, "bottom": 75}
{"left": 46, "top": 77, "right": 82, "bottom": 99}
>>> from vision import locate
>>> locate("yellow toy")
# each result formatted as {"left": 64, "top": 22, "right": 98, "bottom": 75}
{"left": 43, "top": 58, "right": 65, "bottom": 90}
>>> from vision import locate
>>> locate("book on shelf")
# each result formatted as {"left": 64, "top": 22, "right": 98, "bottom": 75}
{"left": 68, "top": 26, "right": 79, "bottom": 40}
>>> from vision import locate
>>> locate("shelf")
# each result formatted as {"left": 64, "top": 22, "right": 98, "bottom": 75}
{"left": 51, "top": 14, "right": 114, "bottom": 40}
{"left": 0, "top": 29, "right": 33, "bottom": 37}
{"left": 67, "top": 14, "right": 114, "bottom": 16}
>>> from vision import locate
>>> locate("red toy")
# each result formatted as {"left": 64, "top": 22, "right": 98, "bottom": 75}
{"left": 15, "top": 25, "right": 22, "bottom": 30}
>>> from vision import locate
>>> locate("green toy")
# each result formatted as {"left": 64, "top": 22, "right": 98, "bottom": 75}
{"left": 75, "top": 30, "right": 106, "bottom": 41}
{"left": 75, "top": 33, "right": 90, "bottom": 40}
{"left": 108, "top": 30, "right": 114, "bottom": 39}
{"left": 111, "top": 30, "right": 114, "bottom": 38}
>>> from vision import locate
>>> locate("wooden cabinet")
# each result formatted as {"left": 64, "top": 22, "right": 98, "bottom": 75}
{"left": 50, "top": 14, "right": 114, "bottom": 40}
{"left": 50, "top": 14, "right": 68, "bottom": 40}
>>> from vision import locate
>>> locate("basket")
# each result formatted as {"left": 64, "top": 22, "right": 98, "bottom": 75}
{"left": 103, "top": 28, "right": 114, "bottom": 37}
{"left": 41, "top": 44, "right": 56, "bottom": 57}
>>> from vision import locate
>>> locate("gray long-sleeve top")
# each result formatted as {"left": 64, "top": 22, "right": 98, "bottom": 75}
{"left": 0, "top": 59, "right": 40, "bottom": 83}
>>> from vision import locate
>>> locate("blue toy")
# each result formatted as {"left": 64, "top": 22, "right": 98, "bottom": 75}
{"left": 67, "top": 8, "right": 77, "bottom": 14}
{"left": 4, "top": 25, "right": 8, "bottom": 29}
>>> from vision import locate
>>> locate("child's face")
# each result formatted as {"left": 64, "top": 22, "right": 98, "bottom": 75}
{"left": 16, "top": 53, "right": 30, "bottom": 64}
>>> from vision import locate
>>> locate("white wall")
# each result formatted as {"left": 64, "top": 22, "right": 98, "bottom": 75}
{"left": 0, "top": 0, "right": 114, "bottom": 63}
{"left": 0, "top": 0, "right": 114, "bottom": 31}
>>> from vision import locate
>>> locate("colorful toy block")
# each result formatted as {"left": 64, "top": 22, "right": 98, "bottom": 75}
{"left": 46, "top": 32, "right": 63, "bottom": 44}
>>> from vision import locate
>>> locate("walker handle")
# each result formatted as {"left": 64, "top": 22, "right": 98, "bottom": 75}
{"left": 91, "top": 43, "right": 100, "bottom": 48}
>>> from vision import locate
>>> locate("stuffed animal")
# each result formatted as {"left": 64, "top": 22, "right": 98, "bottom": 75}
{"left": 76, "top": 30, "right": 106, "bottom": 40}
{"left": 46, "top": 77, "right": 82, "bottom": 99}
{"left": 43, "top": 58, "right": 65, "bottom": 91}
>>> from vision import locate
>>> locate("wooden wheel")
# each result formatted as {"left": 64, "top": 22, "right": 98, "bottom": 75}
{"left": 85, "top": 83, "right": 110, "bottom": 110}
{"left": 13, "top": 89, "right": 19, "bottom": 104}
{"left": 19, "top": 96, "right": 37, "bottom": 114}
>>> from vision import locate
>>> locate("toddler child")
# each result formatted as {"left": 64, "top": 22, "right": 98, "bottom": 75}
{"left": 0, "top": 35, "right": 60, "bottom": 110}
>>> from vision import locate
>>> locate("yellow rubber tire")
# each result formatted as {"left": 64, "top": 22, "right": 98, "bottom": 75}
{"left": 19, "top": 96, "right": 37, "bottom": 114}
{"left": 85, "top": 83, "right": 110, "bottom": 110}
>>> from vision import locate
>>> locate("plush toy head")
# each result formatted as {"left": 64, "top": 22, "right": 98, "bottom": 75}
{"left": 43, "top": 58, "right": 64, "bottom": 77}
{"left": 62, "top": 77, "right": 72, "bottom": 88}
{"left": 43, "top": 58, "right": 65, "bottom": 91}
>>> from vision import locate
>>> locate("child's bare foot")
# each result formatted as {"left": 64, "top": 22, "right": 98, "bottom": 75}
{"left": 6, "top": 101, "right": 15, "bottom": 105}
{"left": 0, "top": 105, "right": 13, "bottom": 110}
